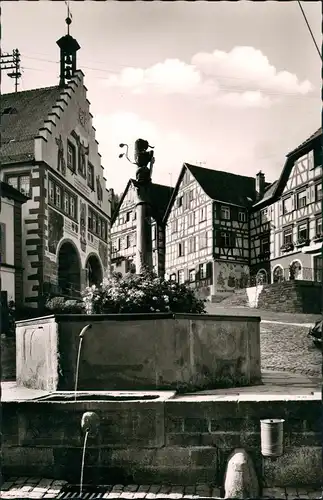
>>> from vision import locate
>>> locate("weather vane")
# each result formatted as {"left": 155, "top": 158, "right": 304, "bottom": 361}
{"left": 119, "top": 139, "right": 155, "bottom": 186}
{"left": 65, "top": 0, "right": 72, "bottom": 34}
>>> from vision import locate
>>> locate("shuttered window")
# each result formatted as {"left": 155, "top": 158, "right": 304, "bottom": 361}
{"left": 199, "top": 263, "right": 207, "bottom": 279}
{"left": 0, "top": 223, "right": 6, "bottom": 264}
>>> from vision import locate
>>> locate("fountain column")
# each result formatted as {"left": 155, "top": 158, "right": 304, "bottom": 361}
{"left": 135, "top": 185, "right": 153, "bottom": 274}
{"left": 119, "top": 138, "right": 155, "bottom": 274}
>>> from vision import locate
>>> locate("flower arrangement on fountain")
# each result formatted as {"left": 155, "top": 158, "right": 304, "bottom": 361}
{"left": 45, "top": 296, "right": 85, "bottom": 314}
{"left": 82, "top": 269, "right": 207, "bottom": 314}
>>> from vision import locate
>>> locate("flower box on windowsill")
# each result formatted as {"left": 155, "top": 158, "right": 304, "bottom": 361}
{"left": 313, "top": 234, "right": 323, "bottom": 243}
{"left": 281, "top": 243, "right": 294, "bottom": 253}
{"left": 295, "top": 239, "right": 310, "bottom": 248}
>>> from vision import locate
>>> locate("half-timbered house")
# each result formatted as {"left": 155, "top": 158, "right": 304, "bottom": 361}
{"left": 250, "top": 128, "right": 322, "bottom": 285}
{"left": 111, "top": 181, "right": 173, "bottom": 277}
{"left": 163, "top": 164, "right": 258, "bottom": 299}
{"left": 0, "top": 28, "right": 111, "bottom": 308}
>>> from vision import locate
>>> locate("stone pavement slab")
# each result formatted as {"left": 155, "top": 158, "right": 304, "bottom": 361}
{"left": 205, "top": 305, "right": 321, "bottom": 325}
{"left": 2, "top": 369, "right": 321, "bottom": 405}
{"left": 173, "top": 369, "right": 321, "bottom": 401}
{"left": 1, "top": 479, "right": 322, "bottom": 499}
{"left": 1, "top": 381, "right": 50, "bottom": 402}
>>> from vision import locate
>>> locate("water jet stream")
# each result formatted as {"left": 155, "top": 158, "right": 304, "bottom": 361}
{"left": 80, "top": 428, "right": 89, "bottom": 495}
{"left": 80, "top": 412, "right": 100, "bottom": 494}
{"left": 74, "top": 324, "right": 92, "bottom": 401}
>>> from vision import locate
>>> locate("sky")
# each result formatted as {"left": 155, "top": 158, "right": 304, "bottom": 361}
{"left": 2, "top": 1, "right": 321, "bottom": 195}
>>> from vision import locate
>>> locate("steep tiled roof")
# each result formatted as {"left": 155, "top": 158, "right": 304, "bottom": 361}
{"left": 252, "top": 127, "right": 322, "bottom": 209}
{"left": 150, "top": 182, "right": 174, "bottom": 221}
{"left": 111, "top": 180, "right": 173, "bottom": 226}
{"left": 186, "top": 163, "right": 257, "bottom": 207}
{"left": 1, "top": 86, "right": 62, "bottom": 163}
{"left": 163, "top": 163, "right": 257, "bottom": 223}
{"left": 287, "top": 127, "right": 322, "bottom": 157}
{"left": 252, "top": 180, "right": 278, "bottom": 208}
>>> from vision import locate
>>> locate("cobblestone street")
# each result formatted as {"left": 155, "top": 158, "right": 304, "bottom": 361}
{"left": 260, "top": 322, "right": 322, "bottom": 378}
{"left": 0, "top": 479, "right": 322, "bottom": 499}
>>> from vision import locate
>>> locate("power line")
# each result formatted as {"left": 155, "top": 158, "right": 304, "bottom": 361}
{"left": 297, "top": 1, "right": 322, "bottom": 61}
{"left": 19, "top": 49, "right": 317, "bottom": 90}
{"left": 1, "top": 49, "right": 22, "bottom": 91}
{"left": 19, "top": 52, "right": 318, "bottom": 99}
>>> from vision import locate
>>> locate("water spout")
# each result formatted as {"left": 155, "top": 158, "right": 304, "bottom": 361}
{"left": 80, "top": 428, "right": 89, "bottom": 495}
{"left": 74, "top": 324, "right": 92, "bottom": 401}
{"left": 80, "top": 411, "right": 100, "bottom": 495}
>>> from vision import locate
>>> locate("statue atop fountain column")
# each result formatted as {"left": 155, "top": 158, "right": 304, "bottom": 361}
{"left": 119, "top": 139, "right": 155, "bottom": 201}
{"left": 119, "top": 139, "right": 155, "bottom": 273}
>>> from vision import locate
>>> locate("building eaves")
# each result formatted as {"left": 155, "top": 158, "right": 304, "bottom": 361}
{"left": 0, "top": 181, "right": 29, "bottom": 203}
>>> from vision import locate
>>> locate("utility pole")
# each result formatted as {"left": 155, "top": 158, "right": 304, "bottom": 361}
{"left": 0, "top": 49, "right": 22, "bottom": 92}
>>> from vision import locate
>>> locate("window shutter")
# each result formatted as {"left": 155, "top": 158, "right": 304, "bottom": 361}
{"left": 1, "top": 291, "right": 9, "bottom": 334}
{"left": 183, "top": 192, "right": 188, "bottom": 210}
{"left": 206, "top": 262, "right": 213, "bottom": 279}
{"left": 314, "top": 146, "right": 323, "bottom": 167}
{"left": 293, "top": 194, "right": 297, "bottom": 209}
{"left": 231, "top": 207, "right": 238, "bottom": 221}
{"left": 215, "top": 230, "right": 221, "bottom": 247}
{"left": 0, "top": 223, "right": 6, "bottom": 264}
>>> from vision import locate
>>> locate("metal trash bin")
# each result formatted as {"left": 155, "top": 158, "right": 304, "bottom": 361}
{"left": 260, "top": 419, "right": 285, "bottom": 458}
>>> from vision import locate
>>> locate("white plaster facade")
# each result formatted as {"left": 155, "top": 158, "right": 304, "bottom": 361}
{"left": 0, "top": 197, "right": 15, "bottom": 302}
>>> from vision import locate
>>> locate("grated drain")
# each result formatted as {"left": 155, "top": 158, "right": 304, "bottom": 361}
{"left": 57, "top": 485, "right": 224, "bottom": 500}
{"left": 57, "top": 484, "right": 108, "bottom": 499}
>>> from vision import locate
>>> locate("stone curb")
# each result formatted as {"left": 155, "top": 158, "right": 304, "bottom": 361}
{"left": 0, "top": 479, "right": 322, "bottom": 499}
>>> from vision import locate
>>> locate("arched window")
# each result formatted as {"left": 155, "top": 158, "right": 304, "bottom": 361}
{"left": 86, "top": 254, "right": 103, "bottom": 287}
{"left": 58, "top": 241, "right": 81, "bottom": 296}
{"left": 273, "top": 265, "right": 284, "bottom": 283}
{"left": 289, "top": 260, "right": 302, "bottom": 280}
{"left": 256, "top": 269, "right": 268, "bottom": 285}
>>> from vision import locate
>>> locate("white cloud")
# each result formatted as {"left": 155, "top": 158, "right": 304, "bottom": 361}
{"left": 95, "top": 112, "right": 159, "bottom": 145}
{"left": 192, "top": 46, "right": 313, "bottom": 95}
{"left": 93, "top": 112, "right": 199, "bottom": 193}
{"left": 104, "top": 46, "right": 313, "bottom": 108}
{"left": 106, "top": 59, "right": 204, "bottom": 95}
{"left": 213, "top": 90, "right": 273, "bottom": 109}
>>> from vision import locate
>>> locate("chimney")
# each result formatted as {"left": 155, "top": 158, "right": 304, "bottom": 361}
{"left": 256, "top": 171, "right": 265, "bottom": 200}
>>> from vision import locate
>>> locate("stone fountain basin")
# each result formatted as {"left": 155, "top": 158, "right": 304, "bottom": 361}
{"left": 2, "top": 389, "right": 321, "bottom": 486}
{"left": 33, "top": 391, "right": 176, "bottom": 403}
{"left": 15, "top": 313, "right": 261, "bottom": 393}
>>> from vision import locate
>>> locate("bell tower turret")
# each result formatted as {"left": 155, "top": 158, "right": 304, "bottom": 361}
{"left": 56, "top": 11, "right": 80, "bottom": 87}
